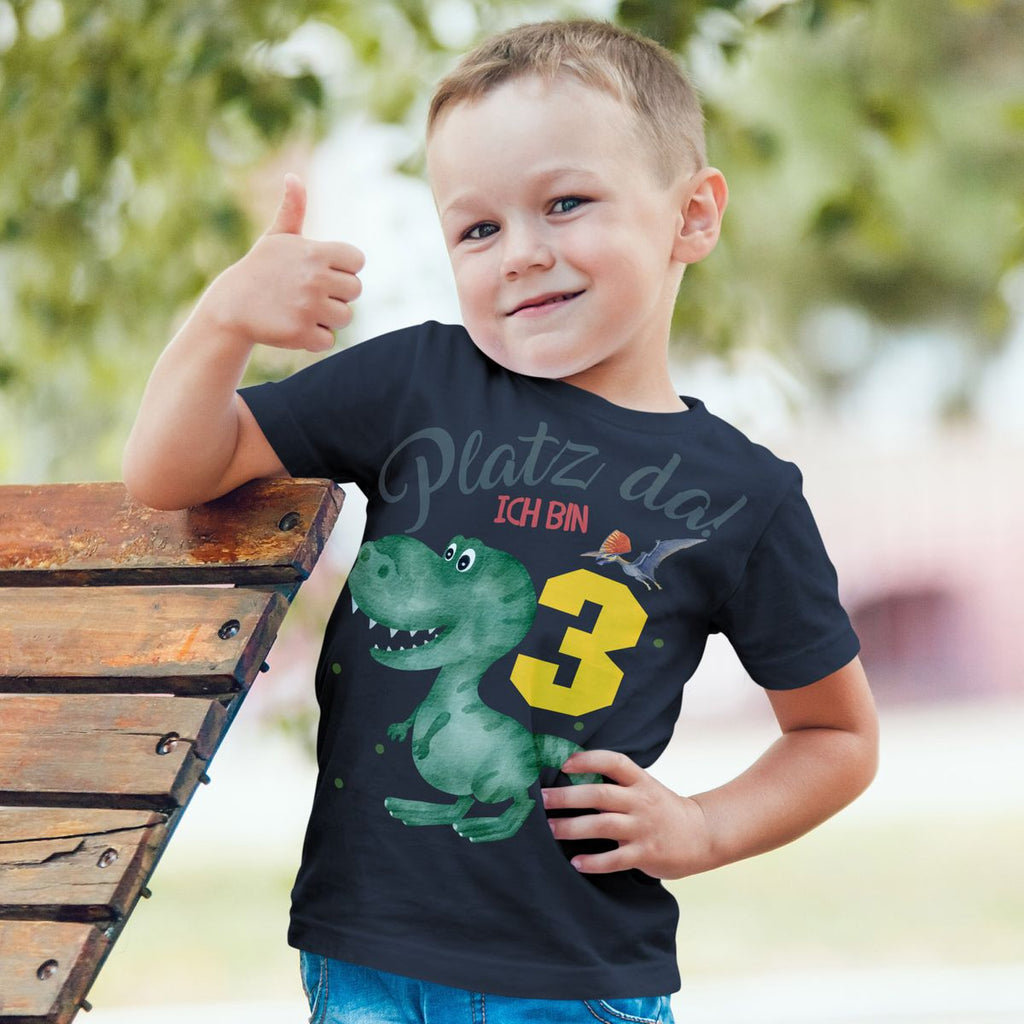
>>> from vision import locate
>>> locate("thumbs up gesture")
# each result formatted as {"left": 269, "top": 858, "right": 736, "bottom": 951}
{"left": 206, "top": 174, "right": 365, "bottom": 353}
{"left": 266, "top": 171, "right": 308, "bottom": 236}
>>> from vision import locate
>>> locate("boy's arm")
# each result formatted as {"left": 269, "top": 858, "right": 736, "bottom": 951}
{"left": 122, "top": 175, "right": 363, "bottom": 510}
{"left": 543, "top": 655, "right": 878, "bottom": 879}
{"left": 122, "top": 313, "right": 285, "bottom": 510}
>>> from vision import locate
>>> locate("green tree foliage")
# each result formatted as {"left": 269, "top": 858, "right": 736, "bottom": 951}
{"left": 1, "top": 0, "right": 1021, "bottom": 481}
{"left": 0, "top": 0, "right": 560, "bottom": 481}
{"left": 632, "top": 0, "right": 1023, "bottom": 410}
{"left": 1, "top": 1, "right": 327, "bottom": 480}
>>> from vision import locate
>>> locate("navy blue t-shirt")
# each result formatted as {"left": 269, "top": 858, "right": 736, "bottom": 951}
{"left": 240, "top": 321, "right": 859, "bottom": 999}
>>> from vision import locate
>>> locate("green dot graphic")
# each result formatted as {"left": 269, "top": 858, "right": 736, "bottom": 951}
{"left": 334, "top": 777, "right": 344, "bottom": 789}
{"left": 573, "top": 721, "right": 585, "bottom": 732}
{"left": 375, "top": 743, "right": 385, "bottom": 755}
{"left": 653, "top": 638, "right": 665, "bottom": 649}
{"left": 331, "top": 663, "right": 342, "bottom": 675}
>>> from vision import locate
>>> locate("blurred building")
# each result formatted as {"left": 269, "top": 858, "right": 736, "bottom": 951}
{"left": 792, "top": 427, "right": 1020, "bottom": 704}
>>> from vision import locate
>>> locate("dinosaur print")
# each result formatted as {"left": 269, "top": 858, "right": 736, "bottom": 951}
{"left": 346, "top": 534, "right": 600, "bottom": 843}
{"left": 581, "top": 529, "right": 704, "bottom": 590}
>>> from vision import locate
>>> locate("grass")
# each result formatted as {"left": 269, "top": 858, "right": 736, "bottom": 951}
{"left": 88, "top": 811, "right": 1023, "bottom": 1008}
{"left": 670, "top": 813, "right": 1024, "bottom": 977}
{"left": 88, "top": 860, "right": 302, "bottom": 1007}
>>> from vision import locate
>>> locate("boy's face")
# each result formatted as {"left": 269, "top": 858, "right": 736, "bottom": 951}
{"left": 427, "top": 75, "right": 698, "bottom": 399}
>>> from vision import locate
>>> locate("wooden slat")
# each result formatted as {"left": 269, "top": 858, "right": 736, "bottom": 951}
{"left": 0, "top": 920, "right": 108, "bottom": 1022}
{"left": 0, "top": 479, "right": 343, "bottom": 586}
{"left": 0, "top": 694, "right": 228, "bottom": 809}
{"left": 0, "top": 477, "right": 343, "bottom": 1023}
{"left": 0, "top": 808, "right": 167, "bottom": 921}
{"left": 0, "top": 586, "right": 287, "bottom": 695}
{"left": 0, "top": 807, "right": 166, "bottom": 843}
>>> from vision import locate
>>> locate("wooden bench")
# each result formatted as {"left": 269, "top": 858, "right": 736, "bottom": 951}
{"left": 0, "top": 478, "right": 342, "bottom": 1024}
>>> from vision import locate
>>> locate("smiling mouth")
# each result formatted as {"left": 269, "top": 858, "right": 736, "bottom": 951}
{"left": 507, "top": 291, "right": 584, "bottom": 316}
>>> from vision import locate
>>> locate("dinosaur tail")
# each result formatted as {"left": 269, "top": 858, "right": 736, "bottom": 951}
{"left": 533, "top": 733, "right": 601, "bottom": 785}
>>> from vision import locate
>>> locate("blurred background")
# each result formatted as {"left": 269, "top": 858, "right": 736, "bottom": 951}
{"left": 1, "top": 0, "right": 1021, "bottom": 1020}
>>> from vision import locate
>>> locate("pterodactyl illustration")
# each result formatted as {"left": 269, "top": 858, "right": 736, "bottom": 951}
{"left": 581, "top": 529, "right": 705, "bottom": 591}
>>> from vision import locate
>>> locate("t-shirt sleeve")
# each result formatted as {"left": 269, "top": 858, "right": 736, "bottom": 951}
{"left": 237, "top": 324, "right": 423, "bottom": 492}
{"left": 709, "top": 466, "right": 860, "bottom": 689}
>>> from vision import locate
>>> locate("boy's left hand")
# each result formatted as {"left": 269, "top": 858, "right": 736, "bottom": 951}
{"left": 542, "top": 751, "right": 711, "bottom": 880}
{"left": 544, "top": 662, "right": 878, "bottom": 881}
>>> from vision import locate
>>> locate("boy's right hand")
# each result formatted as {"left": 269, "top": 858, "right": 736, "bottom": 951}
{"left": 205, "top": 173, "right": 365, "bottom": 353}
{"left": 123, "top": 174, "right": 362, "bottom": 510}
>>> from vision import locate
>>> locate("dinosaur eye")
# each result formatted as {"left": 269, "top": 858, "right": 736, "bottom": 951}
{"left": 443, "top": 543, "right": 457, "bottom": 561}
{"left": 456, "top": 549, "right": 476, "bottom": 572}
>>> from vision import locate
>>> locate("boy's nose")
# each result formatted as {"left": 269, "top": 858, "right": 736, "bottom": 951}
{"left": 500, "top": 230, "right": 555, "bottom": 279}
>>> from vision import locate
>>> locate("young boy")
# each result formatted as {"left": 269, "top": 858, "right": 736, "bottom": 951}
{"left": 124, "top": 19, "right": 877, "bottom": 1024}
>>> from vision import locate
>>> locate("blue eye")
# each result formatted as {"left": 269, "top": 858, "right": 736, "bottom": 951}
{"left": 463, "top": 222, "right": 498, "bottom": 241}
{"left": 552, "top": 196, "right": 586, "bottom": 214}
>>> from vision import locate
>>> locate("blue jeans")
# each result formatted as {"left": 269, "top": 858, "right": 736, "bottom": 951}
{"left": 299, "top": 952, "right": 675, "bottom": 1024}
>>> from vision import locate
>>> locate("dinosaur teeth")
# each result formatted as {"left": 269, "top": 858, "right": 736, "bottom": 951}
{"left": 351, "top": 595, "right": 359, "bottom": 614}
{"left": 368, "top": 617, "right": 377, "bottom": 630}
{"left": 369, "top": 625, "right": 445, "bottom": 653}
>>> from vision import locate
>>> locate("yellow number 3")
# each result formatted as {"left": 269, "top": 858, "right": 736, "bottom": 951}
{"left": 510, "top": 569, "right": 648, "bottom": 716}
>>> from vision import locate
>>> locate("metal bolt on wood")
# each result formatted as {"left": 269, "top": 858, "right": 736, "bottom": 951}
{"left": 155, "top": 732, "right": 179, "bottom": 755}
{"left": 97, "top": 848, "right": 119, "bottom": 868}
{"left": 218, "top": 618, "right": 240, "bottom": 639}
{"left": 37, "top": 959, "right": 59, "bottom": 981}
{"left": 278, "top": 511, "right": 301, "bottom": 531}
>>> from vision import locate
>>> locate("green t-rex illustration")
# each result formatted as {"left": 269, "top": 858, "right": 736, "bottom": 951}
{"left": 347, "top": 534, "right": 599, "bottom": 843}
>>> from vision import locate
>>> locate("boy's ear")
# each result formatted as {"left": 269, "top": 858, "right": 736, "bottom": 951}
{"left": 672, "top": 168, "right": 728, "bottom": 265}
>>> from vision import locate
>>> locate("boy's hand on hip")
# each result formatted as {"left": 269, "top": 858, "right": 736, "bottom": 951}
{"left": 543, "top": 750, "right": 714, "bottom": 880}
{"left": 204, "top": 173, "right": 365, "bottom": 353}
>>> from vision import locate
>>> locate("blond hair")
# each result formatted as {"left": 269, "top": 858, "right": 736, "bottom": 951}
{"left": 427, "top": 19, "right": 706, "bottom": 184}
